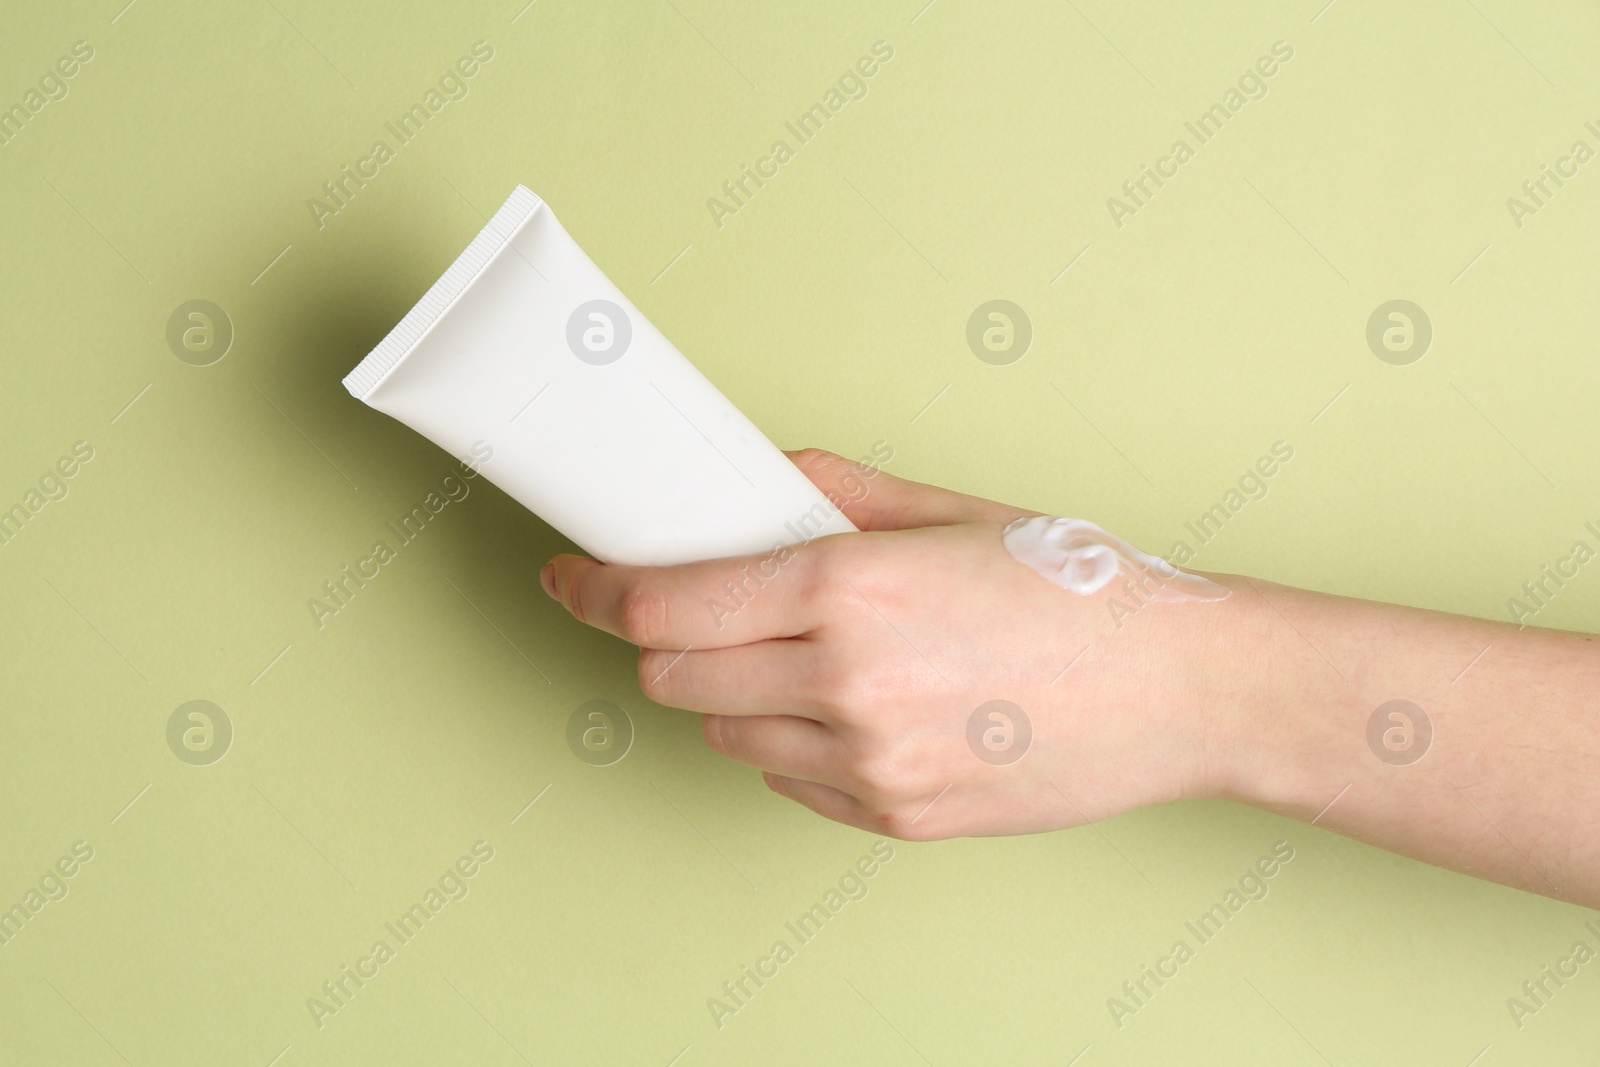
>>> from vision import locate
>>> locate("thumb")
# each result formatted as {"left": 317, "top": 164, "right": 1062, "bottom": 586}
{"left": 784, "top": 448, "right": 1030, "bottom": 532}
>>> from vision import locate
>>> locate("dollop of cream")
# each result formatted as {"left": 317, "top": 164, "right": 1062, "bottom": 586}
{"left": 1002, "top": 515, "right": 1230, "bottom": 602}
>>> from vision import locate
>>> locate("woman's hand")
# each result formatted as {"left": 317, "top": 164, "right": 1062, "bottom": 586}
{"left": 540, "top": 449, "right": 1255, "bottom": 840}
{"left": 542, "top": 449, "right": 1600, "bottom": 908}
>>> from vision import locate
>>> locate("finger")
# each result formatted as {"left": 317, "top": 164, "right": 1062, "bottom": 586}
{"left": 704, "top": 714, "right": 850, "bottom": 791}
{"left": 785, "top": 447, "right": 1030, "bottom": 531}
{"left": 640, "top": 641, "right": 828, "bottom": 718}
{"left": 763, "top": 773, "right": 880, "bottom": 833}
{"left": 544, "top": 543, "right": 827, "bottom": 649}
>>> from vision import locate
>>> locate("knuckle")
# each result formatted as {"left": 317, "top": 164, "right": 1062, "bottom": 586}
{"left": 796, "top": 541, "right": 875, "bottom": 620}
{"left": 813, "top": 658, "right": 884, "bottom": 720}
{"left": 617, "top": 581, "right": 669, "bottom": 647}
{"left": 791, "top": 447, "right": 841, "bottom": 475}
{"left": 794, "top": 546, "right": 839, "bottom": 609}
{"left": 637, "top": 648, "right": 676, "bottom": 705}
{"left": 872, "top": 806, "right": 931, "bottom": 842}
{"left": 564, "top": 569, "right": 588, "bottom": 624}
{"left": 851, "top": 745, "right": 911, "bottom": 796}
{"left": 849, "top": 739, "right": 933, "bottom": 808}
{"left": 702, "top": 714, "right": 732, "bottom": 756}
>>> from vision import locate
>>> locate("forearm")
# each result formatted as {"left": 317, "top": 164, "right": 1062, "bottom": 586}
{"left": 1211, "top": 577, "right": 1600, "bottom": 908}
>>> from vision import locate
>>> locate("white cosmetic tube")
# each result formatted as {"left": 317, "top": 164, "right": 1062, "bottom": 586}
{"left": 343, "top": 186, "right": 856, "bottom": 566}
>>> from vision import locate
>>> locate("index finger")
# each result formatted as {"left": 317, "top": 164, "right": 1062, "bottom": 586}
{"left": 541, "top": 539, "right": 831, "bottom": 649}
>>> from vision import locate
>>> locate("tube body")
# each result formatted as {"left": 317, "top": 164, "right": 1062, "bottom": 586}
{"left": 344, "top": 185, "right": 855, "bottom": 566}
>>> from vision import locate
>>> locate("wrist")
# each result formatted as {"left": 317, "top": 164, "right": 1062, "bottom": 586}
{"left": 1189, "top": 575, "right": 1334, "bottom": 811}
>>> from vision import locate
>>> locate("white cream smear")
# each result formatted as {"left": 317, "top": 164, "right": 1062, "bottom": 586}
{"left": 1002, "top": 516, "right": 1230, "bottom": 602}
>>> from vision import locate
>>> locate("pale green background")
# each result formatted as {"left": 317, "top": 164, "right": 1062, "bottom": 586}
{"left": 3, "top": 0, "right": 1599, "bottom": 1063}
